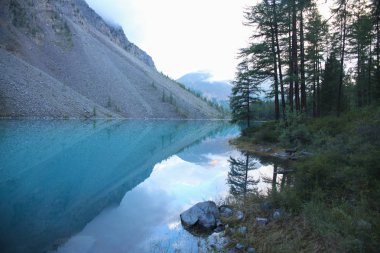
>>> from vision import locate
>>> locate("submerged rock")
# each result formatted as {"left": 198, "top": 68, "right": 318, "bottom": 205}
{"left": 180, "top": 201, "right": 220, "bottom": 234}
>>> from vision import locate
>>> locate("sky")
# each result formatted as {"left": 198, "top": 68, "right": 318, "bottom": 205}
{"left": 85, "top": 0, "right": 253, "bottom": 81}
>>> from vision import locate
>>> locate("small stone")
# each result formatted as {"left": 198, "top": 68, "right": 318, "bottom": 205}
{"left": 220, "top": 206, "right": 234, "bottom": 218}
{"left": 238, "top": 226, "right": 247, "bottom": 234}
{"left": 256, "top": 217, "right": 268, "bottom": 226}
{"left": 235, "top": 211, "right": 244, "bottom": 221}
{"left": 235, "top": 243, "right": 245, "bottom": 250}
{"left": 272, "top": 209, "right": 282, "bottom": 220}
{"left": 247, "top": 247, "right": 256, "bottom": 252}
{"left": 357, "top": 219, "right": 372, "bottom": 230}
{"left": 274, "top": 152, "right": 289, "bottom": 158}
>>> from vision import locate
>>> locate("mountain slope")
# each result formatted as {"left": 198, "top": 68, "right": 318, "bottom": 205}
{"left": 0, "top": 0, "right": 222, "bottom": 119}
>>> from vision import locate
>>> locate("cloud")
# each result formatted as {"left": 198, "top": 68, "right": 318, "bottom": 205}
{"left": 85, "top": 0, "right": 252, "bottom": 80}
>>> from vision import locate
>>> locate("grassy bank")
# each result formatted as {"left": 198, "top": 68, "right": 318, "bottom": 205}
{"left": 226, "top": 107, "right": 380, "bottom": 253}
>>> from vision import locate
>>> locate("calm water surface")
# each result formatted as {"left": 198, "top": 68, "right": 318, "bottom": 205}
{"left": 0, "top": 120, "right": 281, "bottom": 253}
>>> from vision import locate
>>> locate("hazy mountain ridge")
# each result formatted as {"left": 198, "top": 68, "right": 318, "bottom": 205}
{"left": 0, "top": 0, "right": 221, "bottom": 118}
{"left": 177, "top": 72, "right": 232, "bottom": 108}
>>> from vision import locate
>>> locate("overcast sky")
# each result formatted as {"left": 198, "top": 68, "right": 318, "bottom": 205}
{"left": 85, "top": 0, "right": 253, "bottom": 81}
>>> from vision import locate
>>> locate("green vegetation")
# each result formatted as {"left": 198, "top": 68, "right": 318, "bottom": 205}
{"left": 229, "top": 106, "right": 380, "bottom": 252}
{"left": 161, "top": 89, "right": 188, "bottom": 118}
{"left": 227, "top": 2, "right": 379, "bottom": 249}
{"left": 9, "top": 0, "right": 27, "bottom": 28}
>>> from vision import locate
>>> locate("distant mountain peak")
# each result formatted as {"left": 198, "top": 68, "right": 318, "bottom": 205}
{"left": 177, "top": 72, "right": 232, "bottom": 108}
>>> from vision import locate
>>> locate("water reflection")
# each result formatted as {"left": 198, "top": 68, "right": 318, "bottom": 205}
{"left": 227, "top": 152, "right": 292, "bottom": 199}
{"left": 51, "top": 124, "right": 241, "bottom": 253}
{"left": 227, "top": 153, "right": 259, "bottom": 199}
{"left": 0, "top": 120, "right": 291, "bottom": 253}
{"left": 0, "top": 120, "right": 230, "bottom": 253}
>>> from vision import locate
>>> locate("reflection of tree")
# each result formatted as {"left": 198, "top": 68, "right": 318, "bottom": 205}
{"left": 227, "top": 153, "right": 259, "bottom": 199}
{"left": 262, "top": 162, "right": 293, "bottom": 193}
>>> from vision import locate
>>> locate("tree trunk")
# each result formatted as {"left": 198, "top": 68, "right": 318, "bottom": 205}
{"left": 337, "top": 1, "right": 347, "bottom": 116}
{"left": 247, "top": 88, "right": 251, "bottom": 127}
{"left": 288, "top": 7, "right": 294, "bottom": 112}
{"left": 312, "top": 48, "right": 317, "bottom": 117}
{"left": 317, "top": 61, "right": 321, "bottom": 117}
{"left": 300, "top": 10, "right": 307, "bottom": 112}
{"left": 292, "top": 0, "right": 300, "bottom": 112}
{"left": 368, "top": 36, "right": 372, "bottom": 104}
{"left": 273, "top": 0, "right": 286, "bottom": 119}
{"left": 376, "top": 12, "right": 380, "bottom": 101}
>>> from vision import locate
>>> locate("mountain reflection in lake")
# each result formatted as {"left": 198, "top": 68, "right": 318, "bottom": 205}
{"left": 0, "top": 120, "right": 286, "bottom": 253}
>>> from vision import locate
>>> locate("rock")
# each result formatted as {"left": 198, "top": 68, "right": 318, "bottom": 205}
{"left": 238, "top": 226, "right": 247, "bottom": 234}
{"left": 256, "top": 217, "right": 269, "bottom": 226}
{"left": 235, "top": 210, "right": 244, "bottom": 221}
{"left": 220, "top": 205, "right": 234, "bottom": 218}
{"left": 247, "top": 247, "right": 256, "bottom": 253}
{"left": 357, "top": 219, "right": 372, "bottom": 230}
{"left": 235, "top": 243, "right": 245, "bottom": 251}
{"left": 300, "top": 150, "right": 313, "bottom": 156}
{"left": 180, "top": 201, "right": 220, "bottom": 232}
{"left": 272, "top": 209, "right": 283, "bottom": 220}
{"left": 214, "top": 222, "right": 225, "bottom": 233}
{"left": 208, "top": 232, "right": 227, "bottom": 251}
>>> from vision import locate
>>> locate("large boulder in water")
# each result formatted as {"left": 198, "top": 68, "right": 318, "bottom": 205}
{"left": 180, "top": 201, "right": 220, "bottom": 234}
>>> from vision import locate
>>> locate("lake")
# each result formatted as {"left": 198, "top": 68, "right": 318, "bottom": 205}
{"left": 0, "top": 120, "right": 283, "bottom": 253}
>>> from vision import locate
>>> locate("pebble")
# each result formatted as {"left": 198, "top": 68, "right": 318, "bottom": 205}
{"left": 235, "top": 210, "right": 244, "bottom": 221}
{"left": 238, "top": 226, "right": 247, "bottom": 234}
{"left": 247, "top": 247, "right": 256, "bottom": 252}
{"left": 235, "top": 243, "right": 245, "bottom": 250}
{"left": 256, "top": 217, "right": 269, "bottom": 226}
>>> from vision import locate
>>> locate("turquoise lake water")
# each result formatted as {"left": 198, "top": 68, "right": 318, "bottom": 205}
{"left": 0, "top": 120, "right": 281, "bottom": 253}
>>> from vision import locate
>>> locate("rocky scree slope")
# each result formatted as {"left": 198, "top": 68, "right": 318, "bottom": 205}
{"left": 0, "top": 0, "right": 222, "bottom": 119}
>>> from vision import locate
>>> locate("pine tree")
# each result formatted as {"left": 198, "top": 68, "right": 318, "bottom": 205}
{"left": 320, "top": 52, "right": 342, "bottom": 115}
{"left": 230, "top": 58, "right": 262, "bottom": 126}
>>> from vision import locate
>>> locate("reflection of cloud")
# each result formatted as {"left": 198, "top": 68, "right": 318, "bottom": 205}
{"left": 209, "top": 159, "right": 219, "bottom": 166}
{"left": 167, "top": 221, "right": 181, "bottom": 230}
{"left": 53, "top": 151, "right": 236, "bottom": 253}
{"left": 53, "top": 187, "right": 174, "bottom": 253}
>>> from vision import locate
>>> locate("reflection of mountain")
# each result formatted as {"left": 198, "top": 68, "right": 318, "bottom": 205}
{"left": 0, "top": 120, "right": 226, "bottom": 253}
{"left": 177, "top": 72, "right": 232, "bottom": 108}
